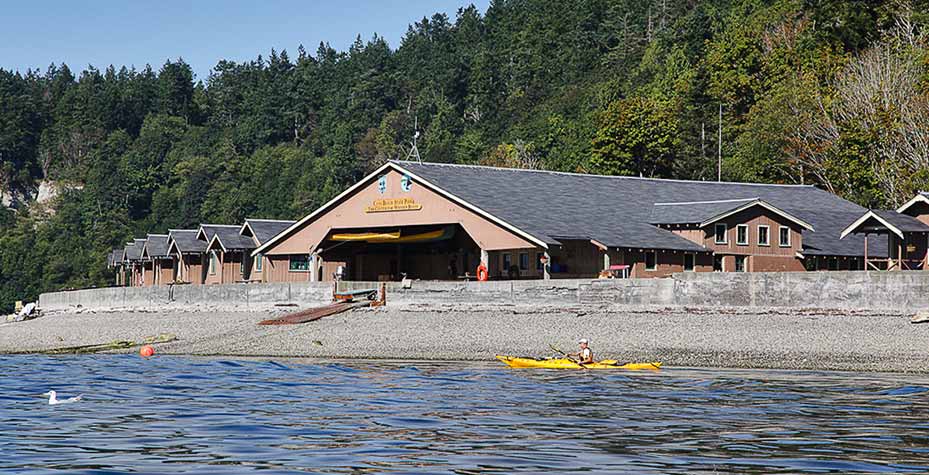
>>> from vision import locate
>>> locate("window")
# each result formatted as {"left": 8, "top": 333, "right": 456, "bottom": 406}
{"left": 502, "top": 253, "right": 512, "bottom": 271}
{"left": 255, "top": 253, "right": 263, "bottom": 272}
{"left": 828, "top": 258, "right": 839, "bottom": 271}
{"left": 757, "top": 225, "right": 770, "bottom": 246}
{"left": 209, "top": 251, "right": 218, "bottom": 275}
{"left": 736, "top": 225, "right": 749, "bottom": 245}
{"left": 779, "top": 226, "right": 790, "bottom": 247}
{"left": 645, "top": 251, "right": 657, "bottom": 271}
{"left": 289, "top": 255, "right": 310, "bottom": 272}
{"left": 715, "top": 224, "right": 728, "bottom": 244}
{"left": 536, "top": 252, "right": 544, "bottom": 271}
{"left": 735, "top": 255, "right": 747, "bottom": 272}
{"left": 519, "top": 252, "right": 529, "bottom": 270}
{"left": 684, "top": 253, "right": 695, "bottom": 272}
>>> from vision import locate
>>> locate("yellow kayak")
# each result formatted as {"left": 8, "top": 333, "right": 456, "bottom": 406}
{"left": 496, "top": 355, "right": 661, "bottom": 370}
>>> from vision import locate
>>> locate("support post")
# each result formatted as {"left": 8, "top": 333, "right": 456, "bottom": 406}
{"left": 543, "top": 250, "right": 551, "bottom": 280}
{"left": 898, "top": 236, "right": 903, "bottom": 271}
{"left": 603, "top": 251, "right": 610, "bottom": 271}
{"left": 480, "top": 248, "right": 489, "bottom": 268}
{"left": 310, "top": 252, "right": 321, "bottom": 282}
{"left": 864, "top": 234, "right": 869, "bottom": 271}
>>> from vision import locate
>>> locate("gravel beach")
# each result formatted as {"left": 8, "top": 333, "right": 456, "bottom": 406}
{"left": 2, "top": 303, "right": 928, "bottom": 372}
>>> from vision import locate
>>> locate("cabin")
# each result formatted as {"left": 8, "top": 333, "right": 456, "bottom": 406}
{"left": 239, "top": 219, "right": 296, "bottom": 282}
{"left": 251, "top": 161, "right": 876, "bottom": 282}
{"left": 107, "top": 248, "right": 124, "bottom": 286}
{"left": 141, "top": 234, "right": 174, "bottom": 286}
{"left": 202, "top": 225, "right": 257, "bottom": 284}
{"left": 167, "top": 229, "right": 205, "bottom": 285}
{"left": 123, "top": 239, "right": 147, "bottom": 286}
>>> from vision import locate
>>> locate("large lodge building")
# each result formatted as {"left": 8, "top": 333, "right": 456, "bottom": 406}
{"left": 107, "top": 161, "right": 929, "bottom": 286}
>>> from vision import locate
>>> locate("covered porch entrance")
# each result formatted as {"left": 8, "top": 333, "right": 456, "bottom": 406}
{"left": 314, "top": 224, "right": 487, "bottom": 282}
{"left": 840, "top": 210, "right": 929, "bottom": 271}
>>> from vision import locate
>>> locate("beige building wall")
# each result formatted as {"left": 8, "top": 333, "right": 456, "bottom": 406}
{"left": 266, "top": 169, "right": 538, "bottom": 257}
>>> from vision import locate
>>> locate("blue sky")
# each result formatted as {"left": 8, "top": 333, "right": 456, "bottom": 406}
{"left": 0, "top": 1, "right": 489, "bottom": 81}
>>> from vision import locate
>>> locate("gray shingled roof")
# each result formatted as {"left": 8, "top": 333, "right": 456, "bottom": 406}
{"left": 211, "top": 225, "right": 257, "bottom": 251}
{"left": 197, "top": 224, "right": 237, "bottom": 242}
{"left": 107, "top": 249, "right": 122, "bottom": 267}
{"left": 124, "top": 239, "right": 146, "bottom": 261}
{"left": 394, "top": 160, "right": 877, "bottom": 256}
{"left": 168, "top": 229, "right": 204, "bottom": 254}
{"left": 243, "top": 219, "right": 296, "bottom": 245}
{"left": 872, "top": 210, "right": 929, "bottom": 233}
{"left": 142, "top": 234, "right": 170, "bottom": 258}
{"left": 649, "top": 198, "right": 758, "bottom": 225}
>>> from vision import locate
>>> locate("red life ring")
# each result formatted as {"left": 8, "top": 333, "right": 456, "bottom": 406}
{"left": 476, "top": 264, "right": 488, "bottom": 281}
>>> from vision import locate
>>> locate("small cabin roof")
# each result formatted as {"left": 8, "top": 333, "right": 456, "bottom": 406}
{"left": 840, "top": 209, "right": 929, "bottom": 239}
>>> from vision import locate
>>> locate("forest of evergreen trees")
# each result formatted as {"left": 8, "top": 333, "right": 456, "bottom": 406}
{"left": 2, "top": 0, "right": 929, "bottom": 311}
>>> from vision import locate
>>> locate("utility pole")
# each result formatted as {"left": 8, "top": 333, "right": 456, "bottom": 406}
{"left": 717, "top": 103, "right": 723, "bottom": 182}
{"left": 701, "top": 122, "right": 706, "bottom": 159}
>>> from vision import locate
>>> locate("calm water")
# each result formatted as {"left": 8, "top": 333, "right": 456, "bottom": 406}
{"left": 2, "top": 356, "right": 929, "bottom": 474}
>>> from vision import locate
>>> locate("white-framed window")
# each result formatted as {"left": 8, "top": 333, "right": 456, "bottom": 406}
{"left": 736, "top": 225, "right": 749, "bottom": 245}
{"left": 518, "top": 252, "right": 529, "bottom": 270}
{"left": 209, "top": 251, "right": 218, "bottom": 275}
{"left": 757, "top": 225, "right": 770, "bottom": 246}
{"left": 683, "top": 253, "right": 695, "bottom": 272}
{"left": 255, "top": 253, "right": 263, "bottom": 272}
{"left": 714, "top": 224, "right": 728, "bottom": 244}
{"left": 779, "top": 226, "right": 790, "bottom": 247}
{"left": 645, "top": 251, "right": 657, "bottom": 271}
{"left": 289, "top": 255, "right": 310, "bottom": 272}
{"left": 735, "top": 255, "right": 747, "bottom": 272}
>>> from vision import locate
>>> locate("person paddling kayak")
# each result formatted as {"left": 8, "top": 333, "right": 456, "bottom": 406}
{"left": 567, "top": 338, "right": 594, "bottom": 364}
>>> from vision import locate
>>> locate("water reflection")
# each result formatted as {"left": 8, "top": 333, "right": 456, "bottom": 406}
{"left": 2, "top": 356, "right": 928, "bottom": 474}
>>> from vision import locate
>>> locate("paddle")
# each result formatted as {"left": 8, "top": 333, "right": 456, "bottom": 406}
{"left": 549, "top": 344, "right": 587, "bottom": 370}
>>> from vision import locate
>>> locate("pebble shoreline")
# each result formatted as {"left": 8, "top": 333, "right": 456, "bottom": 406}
{"left": 1, "top": 303, "right": 927, "bottom": 373}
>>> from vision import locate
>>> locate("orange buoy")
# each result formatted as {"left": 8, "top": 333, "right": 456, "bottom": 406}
{"left": 476, "top": 263, "right": 489, "bottom": 282}
{"left": 140, "top": 345, "right": 155, "bottom": 357}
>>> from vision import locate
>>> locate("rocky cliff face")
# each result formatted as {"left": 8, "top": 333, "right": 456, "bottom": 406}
{"left": 1, "top": 180, "right": 80, "bottom": 212}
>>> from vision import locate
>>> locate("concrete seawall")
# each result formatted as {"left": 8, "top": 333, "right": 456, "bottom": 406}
{"left": 38, "top": 271, "right": 929, "bottom": 312}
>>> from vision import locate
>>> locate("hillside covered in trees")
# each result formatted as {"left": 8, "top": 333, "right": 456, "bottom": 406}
{"left": 2, "top": 0, "right": 929, "bottom": 311}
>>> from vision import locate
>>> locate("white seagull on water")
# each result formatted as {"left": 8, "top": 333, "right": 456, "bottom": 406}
{"left": 42, "top": 390, "right": 83, "bottom": 405}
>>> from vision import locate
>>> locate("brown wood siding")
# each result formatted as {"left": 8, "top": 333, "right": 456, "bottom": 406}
{"left": 665, "top": 206, "right": 804, "bottom": 272}
{"left": 178, "top": 254, "right": 203, "bottom": 285}
{"left": 627, "top": 250, "right": 712, "bottom": 278}
{"left": 204, "top": 250, "right": 222, "bottom": 285}
{"left": 265, "top": 255, "right": 311, "bottom": 282}
{"left": 220, "top": 252, "right": 249, "bottom": 283}
{"left": 142, "top": 262, "right": 154, "bottom": 287}
{"left": 156, "top": 260, "right": 173, "bottom": 285}
{"left": 751, "top": 255, "right": 806, "bottom": 272}
{"left": 703, "top": 208, "right": 802, "bottom": 256}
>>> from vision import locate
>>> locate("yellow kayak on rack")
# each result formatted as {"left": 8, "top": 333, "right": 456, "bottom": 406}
{"left": 496, "top": 355, "right": 662, "bottom": 370}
